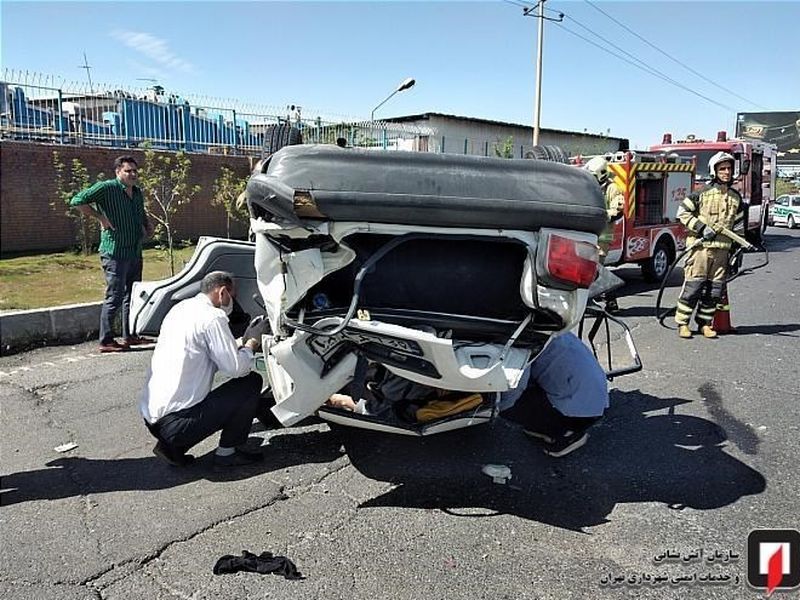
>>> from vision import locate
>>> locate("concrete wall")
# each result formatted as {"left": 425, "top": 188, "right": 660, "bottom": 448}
{"left": 1, "top": 141, "right": 252, "bottom": 255}
{"left": 413, "top": 115, "right": 626, "bottom": 158}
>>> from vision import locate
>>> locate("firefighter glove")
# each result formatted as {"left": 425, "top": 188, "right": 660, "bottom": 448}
{"left": 701, "top": 225, "right": 717, "bottom": 241}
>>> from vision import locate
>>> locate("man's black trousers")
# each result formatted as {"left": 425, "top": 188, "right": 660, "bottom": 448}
{"left": 147, "top": 372, "right": 264, "bottom": 452}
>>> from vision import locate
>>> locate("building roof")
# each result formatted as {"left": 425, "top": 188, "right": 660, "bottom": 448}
{"left": 381, "top": 112, "right": 627, "bottom": 143}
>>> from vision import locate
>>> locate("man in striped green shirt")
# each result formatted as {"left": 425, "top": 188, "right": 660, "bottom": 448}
{"left": 70, "top": 155, "right": 152, "bottom": 352}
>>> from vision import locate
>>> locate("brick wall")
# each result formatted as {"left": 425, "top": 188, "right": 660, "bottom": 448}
{"left": 1, "top": 141, "right": 254, "bottom": 255}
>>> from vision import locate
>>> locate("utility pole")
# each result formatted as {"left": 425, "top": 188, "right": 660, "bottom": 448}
{"left": 523, "top": 2, "right": 563, "bottom": 147}
{"left": 532, "top": 0, "right": 545, "bottom": 146}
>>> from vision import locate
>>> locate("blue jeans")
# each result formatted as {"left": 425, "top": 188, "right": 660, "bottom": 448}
{"left": 99, "top": 254, "right": 142, "bottom": 344}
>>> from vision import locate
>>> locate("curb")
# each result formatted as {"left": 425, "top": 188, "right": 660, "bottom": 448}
{"left": 0, "top": 301, "right": 101, "bottom": 356}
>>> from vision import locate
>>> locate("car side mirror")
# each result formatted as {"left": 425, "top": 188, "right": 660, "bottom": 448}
{"left": 741, "top": 158, "right": 751, "bottom": 176}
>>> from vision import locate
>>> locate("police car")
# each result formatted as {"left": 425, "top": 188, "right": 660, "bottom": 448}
{"left": 768, "top": 194, "right": 800, "bottom": 229}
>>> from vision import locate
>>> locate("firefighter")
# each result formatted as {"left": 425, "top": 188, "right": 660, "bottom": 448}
{"left": 585, "top": 156, "right": 624, "bottom": 312}
{"left": 674, "top": 152, "right": 744, "bottom": 339}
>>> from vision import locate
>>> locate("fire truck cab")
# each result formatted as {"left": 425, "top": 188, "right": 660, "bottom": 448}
{"left": 589, "top": 150, "right": 694, "bottom": 282}
{"left": 650, "top": 131, "right": 778, "bottom": 245}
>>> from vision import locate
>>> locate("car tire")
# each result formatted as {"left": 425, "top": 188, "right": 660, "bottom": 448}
{"left": 642, "top": 238, "right": 674, "bottom": 283}
{"left": 262, "top": 124, "right": 303, "bottom": 157}
{"left": 525, "top": 145, "right": 569, "bottom": 163}
{"left": 525, "top": 145, "right": 550, "bottom": 160}
{"left": 789, "top": 215, "right": 796, "bottom": 229}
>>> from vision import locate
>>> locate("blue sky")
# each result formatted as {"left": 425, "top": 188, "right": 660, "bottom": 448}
{"left": 2, "top": 1, "right": 798, "bottom": 148}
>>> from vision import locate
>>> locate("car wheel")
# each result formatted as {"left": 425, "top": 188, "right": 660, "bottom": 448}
{"left": 642, "top": 239, "right": 673, "bottom": 283}
{"left": 543, "top": 145, "right": 570, "bottom": 163}
{"left": 525, "top": 145, "right": 569, "bottom": 163}
{"left": 789, "top": 215, "right": 796, "bottom": 229}
{"left": 525, "top": 145, "right": 550, "bottom": 160}
{"left": 262, "top": 124, "right": 303, "bottom": 157}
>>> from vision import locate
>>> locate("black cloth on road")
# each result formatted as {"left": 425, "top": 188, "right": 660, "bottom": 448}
{"left": 213, "top": 550, "right": 303, "bottom": 579}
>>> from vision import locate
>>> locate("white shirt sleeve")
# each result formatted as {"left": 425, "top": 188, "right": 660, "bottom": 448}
{"left": 203, "top": 315, "right": 254, "bottom": 378}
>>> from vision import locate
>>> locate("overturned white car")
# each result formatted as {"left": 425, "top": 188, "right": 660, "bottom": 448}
{"left": 131, "top": 145, "right": 639, "bottom": 435}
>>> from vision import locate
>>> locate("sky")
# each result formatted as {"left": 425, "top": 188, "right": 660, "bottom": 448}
{"left": 1, "top": 0, "right": 798, "bottom": 148}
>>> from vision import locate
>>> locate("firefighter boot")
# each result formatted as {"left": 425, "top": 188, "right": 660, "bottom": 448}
{"left": 701, "top": 325, "right": 718, "bottom": 339}
{"left": 678, "top": 325, "right": 693, "bottom": 339}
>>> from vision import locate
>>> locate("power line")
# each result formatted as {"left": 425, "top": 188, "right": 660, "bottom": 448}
{"left": 582, "top": 0, "right": 768, "bottom": 110}
{"left": 564, "top": 13, "right": 701, "bottom": 95}
{"left": 502, "top": 0, "right": 530, "bottom": 9}
{"left": 554, "top": 20, "right": 737, "bottom": 112}
{"left": 505, "top": 1, "right": 737, "bottom": 114}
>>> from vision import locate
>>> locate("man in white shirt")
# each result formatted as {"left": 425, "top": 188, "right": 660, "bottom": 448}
{"left": 140, "top": 271, "right": 271, "bottom": 469}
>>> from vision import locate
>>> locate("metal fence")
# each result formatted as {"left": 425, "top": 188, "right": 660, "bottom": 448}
{"left": 0, "top": 70, "right": 434, "bottom": 156}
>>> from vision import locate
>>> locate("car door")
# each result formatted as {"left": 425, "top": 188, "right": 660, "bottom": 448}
{"left": 791, "top": 196, "right": 800, "bottom": 226}
{"left": 129, "top": 236, "right": 259, "bottom": 337}
{"left": 773, "top": 195, "right": 789, "bottom": 225}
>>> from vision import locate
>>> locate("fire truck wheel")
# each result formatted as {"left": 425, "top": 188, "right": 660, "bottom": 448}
{"left": 642, "top": 239, "right": 674, "bottom": 283}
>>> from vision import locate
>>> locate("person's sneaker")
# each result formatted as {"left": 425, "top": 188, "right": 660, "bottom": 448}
{"left": 541, "top": 430, "right": 589, "bottom": 457}
{"left": 123, "top": 335, "right": 153, "bottom": 346}
{"left": 99, "top": 340, "right": 128, "bottom": 353}
{"left": 523, "top": 427, "right": 555, "bottom": 444}
{"left": 152, "top": 441, "right": 195, "bottom": 467}
{"left": 678, "top": 325, "right": 693, "bottom": 339}
{"left": 700, "top": 325, "right": 718, "bottom": 339}
{"left": 213, "top": 448, "right": 265, "bottom": 469}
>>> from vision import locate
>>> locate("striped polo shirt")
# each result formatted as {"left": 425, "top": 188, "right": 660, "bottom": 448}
{"left": 70, "top": 179, "right": 146, "bottom": 259}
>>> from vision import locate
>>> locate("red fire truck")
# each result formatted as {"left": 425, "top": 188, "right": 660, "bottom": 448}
{"left": 649, "top": 131, "right": 778, "bottom": 244}
{"left": 576, "top": 151, "right": 694, "bottom": 282}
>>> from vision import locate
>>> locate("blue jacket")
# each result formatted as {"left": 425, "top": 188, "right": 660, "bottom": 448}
{"left": 499, "top": 332, "right": 608, "bottom": 417}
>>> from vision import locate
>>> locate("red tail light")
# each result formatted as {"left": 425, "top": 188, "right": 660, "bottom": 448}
{"left": 545, "top": 234, "right": 598, "bottom": 288}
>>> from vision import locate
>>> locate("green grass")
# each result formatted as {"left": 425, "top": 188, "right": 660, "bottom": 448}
{"left": 0, "top": 246, "right": 198, "bottom": 311}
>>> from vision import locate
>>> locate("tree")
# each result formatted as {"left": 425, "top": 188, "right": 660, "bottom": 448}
{"left": 211, "top": 166, "right": 249, "bottom": 238}
{"left": 493, "top": 136, "right": 514, "bottom": 159}
{"left": 138, "top": 144, "right": 200, "bottom": 275}
{"left": 51, "top": 151, "right": 105, "bottom": 255}
{"left": 776, "top": 177, "right": 798, "bottom": 197}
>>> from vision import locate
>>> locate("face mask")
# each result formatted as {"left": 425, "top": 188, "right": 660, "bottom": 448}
{"left": 220, "top": 290, "right": 234, "bottom": 316}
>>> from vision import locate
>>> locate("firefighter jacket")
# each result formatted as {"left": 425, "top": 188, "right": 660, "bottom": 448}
{"left": 677, "top": 183, "right": 744, "bottom": 250}
{"left": 605, "top": 181, "right": 624, "bottom": 221}
{"left": 598, "top": 181, "right": 624, "bottom": 254}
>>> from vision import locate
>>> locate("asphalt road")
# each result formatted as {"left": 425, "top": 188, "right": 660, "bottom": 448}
{"left": 2, "top": 227, "right": 799, "bottom": 600}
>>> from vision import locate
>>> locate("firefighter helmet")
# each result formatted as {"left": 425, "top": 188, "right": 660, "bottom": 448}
{"left": 708, "top": 151, "right": 735, "bottom": 176}
{"left": 585, "top": 156, "right": 609, "bottom": 185}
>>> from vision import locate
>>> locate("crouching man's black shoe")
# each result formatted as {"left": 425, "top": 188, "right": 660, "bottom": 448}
{"left": 152, "top": 441, "right": 195, "bottom": 467}
{"left": 213, "top": 447, "right": 265, "bottom": 470}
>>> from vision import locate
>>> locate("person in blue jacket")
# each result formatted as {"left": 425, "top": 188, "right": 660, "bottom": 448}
{"left": 500, "top": 332, "right": 608, "bottom": 457}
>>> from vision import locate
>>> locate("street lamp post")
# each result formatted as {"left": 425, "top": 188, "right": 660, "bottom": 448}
{"left": 371, "top": 77, "right": 416, "bottom": 122}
